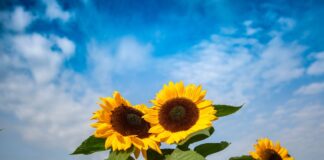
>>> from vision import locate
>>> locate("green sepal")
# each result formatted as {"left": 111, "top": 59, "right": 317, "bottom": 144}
{"left": 177, "top": 127, "right": 214, "bottom": 149}
{"left": 166, "top": 149, "right": 205, "bottom": 160}
{"left": 194, "top": 141, "right": 230, "bottom": 157}
{"left": 229, "top": 155, "right": 254, "bottom": 160}
{"left": 107, "top": 146, "right": 135, "bottom": 160}
{"left": 71, "top": 135, "right": 106, "bottom": 155}
{"left": 214, "top": 104, "right": 243, "bottom": 117}
{"left": 147, "top": 148, "right": 174, "bottom": 160}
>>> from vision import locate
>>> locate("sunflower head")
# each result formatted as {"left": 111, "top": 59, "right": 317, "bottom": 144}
{"left": 144, "top": 81, "right": 218, "bottom": 144}
{"left": 250, "top": 138, "right": 294, "bottom": 160}
{"left": 91, "top": 91, "right": 161, "bottom": 158}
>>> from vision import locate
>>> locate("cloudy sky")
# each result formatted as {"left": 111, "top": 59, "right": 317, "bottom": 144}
{"left": 0, "top": 0, "right": 324, "bottom": 159}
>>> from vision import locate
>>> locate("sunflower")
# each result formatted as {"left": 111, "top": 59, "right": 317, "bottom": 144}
{"left": 91, "top": 91, "right": 161, "bottom": 159}
{"left": 250, "top": 138, "right": 294, "bottom": 160}
{"left": 143, "top": 81, "right": 217, "bottom": 144}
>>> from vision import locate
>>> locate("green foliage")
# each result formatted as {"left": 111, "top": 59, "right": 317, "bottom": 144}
{"left": 107, "top": 146, "right": 134, "bottom": 160}
{"left": 177, "top": 127, "right": 214, "bottom": 149}
{"left": 71, "top": 136, "right": 106, "bottom": 155}
{"left": 229, "top": 155, "right": 254, "bottom": 160}
{"left": 194, "top": 141, "right": 230, "bottom": 157}
{"left": 166, "top": 149, "right": 205, "bottom": 160}
{"left": 147, "top": 148, "right": 174, "bottom": 160}
{"left": 214, "top": 104, "right": 243, "bottom": 117}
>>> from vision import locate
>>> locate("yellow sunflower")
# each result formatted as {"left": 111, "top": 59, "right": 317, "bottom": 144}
{"left": 91, "top": 91, "right": 162, "bottom": 159}
{"left": 143, "top": 81, "right": 217, "bottom": 144}
{"left": 250, "top": 138, "right": 294, "bottom": 160}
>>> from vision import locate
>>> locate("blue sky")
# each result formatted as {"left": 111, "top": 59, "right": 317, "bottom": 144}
{"left": 0, "top": 0, "right": 324, "bottom": 159}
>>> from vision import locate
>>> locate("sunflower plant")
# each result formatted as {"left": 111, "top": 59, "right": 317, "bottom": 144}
{"left": 71, "top": 81, "right": 294, "bottom": 160}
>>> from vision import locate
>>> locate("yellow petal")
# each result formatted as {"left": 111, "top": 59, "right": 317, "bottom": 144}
{"left": 131, "top": 137, "right": 145, "bottom": 149}
{"left": 192, "top": 85, "right": 202, "bottom": 102}
{"left": 105, "top": 134, "right": 116, "bottom": 149}
{"left": 149, "top": 125, "right": 164, "bottom": 133}
{"left": 197, "top": 100, "right": 212, "bottom": 108}
{"left": 113, "top": 91, "right": 123, "bottom": 106}
{"left": 175, "top": 81, "right": 185, "bottom": 97}
{"left": 106, "top": 97, "right": 118, "bottom": 109}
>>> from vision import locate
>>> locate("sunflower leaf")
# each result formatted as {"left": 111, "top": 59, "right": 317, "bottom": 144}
{"left": 213, "top": 104, "right": 243, "bottom": 117}
{"left": 229, "top": 155, "right": 254, "bottom": 160}
{"left": 147, "top": 148, "right": 174, "bottom": 160}
{"left": 177, "top": 127, "right": 214, "bottom": 149}
{"left": 167, "top": 149, "right": 205, "bottom": 160}
{"left": 71, "top": 135, "right": 106, "bottom": 155}
{"left": 107, "top": 146, "right": 134, "bottom": 160}
{"left": 194, "top": 142, "right": 230, "bottom": 157}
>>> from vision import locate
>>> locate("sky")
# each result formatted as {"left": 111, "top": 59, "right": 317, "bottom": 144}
{"left": 0, "top": 0, "right": 324, "bottom": 159}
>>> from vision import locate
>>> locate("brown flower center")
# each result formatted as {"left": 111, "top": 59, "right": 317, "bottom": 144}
{"left": 263, "top": 149, "right": 282, "bottom": 160}
{"left": 111, "top": 105, "right": 150, "bottom": 138}
{"left": 159, "top": 98, "right": 199, "bottom": 132}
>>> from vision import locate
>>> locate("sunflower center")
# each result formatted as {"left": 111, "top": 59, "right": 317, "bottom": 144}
{"left": 263, "top": 149, "right": 282, "bottom": 160}
{"left": 169, "top": 105, "right": 186, "bottom": 121}
{"left": 111, "top": 105, "right": 150, "bottom": 138}
{"left": 159, "top": 98, "right": 199, "bottom": 132}
{"left": 126, "top": 113, "right": 142, "bottom": 126}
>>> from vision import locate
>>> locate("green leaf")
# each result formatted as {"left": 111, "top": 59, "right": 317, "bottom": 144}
{"left": 178, "top": 127, "right": 214, "bottom": 149}
{"left": 127, "top": 157, "right": 135, "bottom": 160}
{"left": 229, "top": 155, "right": 254, "bottom": 160}
{"left": 107, "top": 146, "right": 134, "bottom": 160}
{"left": 147, "top": 148, "right": 174, "bottom": 160}
{"left": 167, "top": 149, "right": 205, "bottom": 160}
{"left": 214, "top": 104, "right": 243, "bottom": 117}
{"left": 194, "top": 141, "right": 230, "bottom": 157}
{"left": 71, "top": 135, "right": 106, "bottom": 155}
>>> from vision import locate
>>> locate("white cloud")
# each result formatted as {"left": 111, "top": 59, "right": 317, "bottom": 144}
{"left": 115, "top": 37, "right": 152, "bottom": 71}
{"left": 87, "top": 36, "right": 152, "bottom": 81}
{"left": 295, "top": 82, "right": 324, "bottom": 95}
{"left": 0, "top": 6, "right": 33, "bottom": 32}
{"left": 266, "top": 102, "right": 324, "bottom": 160}
{"left": 307, "top": 51, "right": 324, "bottom": 75}
{"left": 243, "top": 20, "right": 262, "bottom": 35}
{"left": 260, "top": 36, "right": 305, "bottom": 84}
{"left": 86, "top": 42, "right": 115, "bottom": 91}
{"left": 1, "top": 34, "right": 96, "bottom": 154}
{"left": 0, "top": 67, "right": 100, "bottom": 151}
{"left": 278, "top": 17, "right": 295, "bottom": 30}
{"left": 44, "top": 0, "right": 71, "bottom": 22}
{"left": 55, "top": 37, "right": 76, "bottom": 57}
{"left": 163, "top": 33, "right": 305, "bottom": 104}
{"left": 246, "top": 27, "right": 261, "bottom": 35}
{"left": 85, "top": 37, "right": 153, "bottom": 94}
{"left": 11, "top": 33, "right": 75, "bottom": 84}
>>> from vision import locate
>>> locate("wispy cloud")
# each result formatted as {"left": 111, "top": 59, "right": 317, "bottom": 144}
{"left": 0, "top": 4, "right": 93, "bottom": 153}
{"left": 295, "top": 82, "right": 324, "bottom": 95}
{"left": 43, "top": 0, "right": 71, "bottom": 22}
{"left": 0, "top": 7, "right": 33, "bottom": 32}
{"left": 10, "top": 33, "right": 75, "bottom": 84}
{"left": 162, "top": 30, "right": 305, "bottom": 104}
{"left": 307, "top": 52, "right": 324, "bottom": 75}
